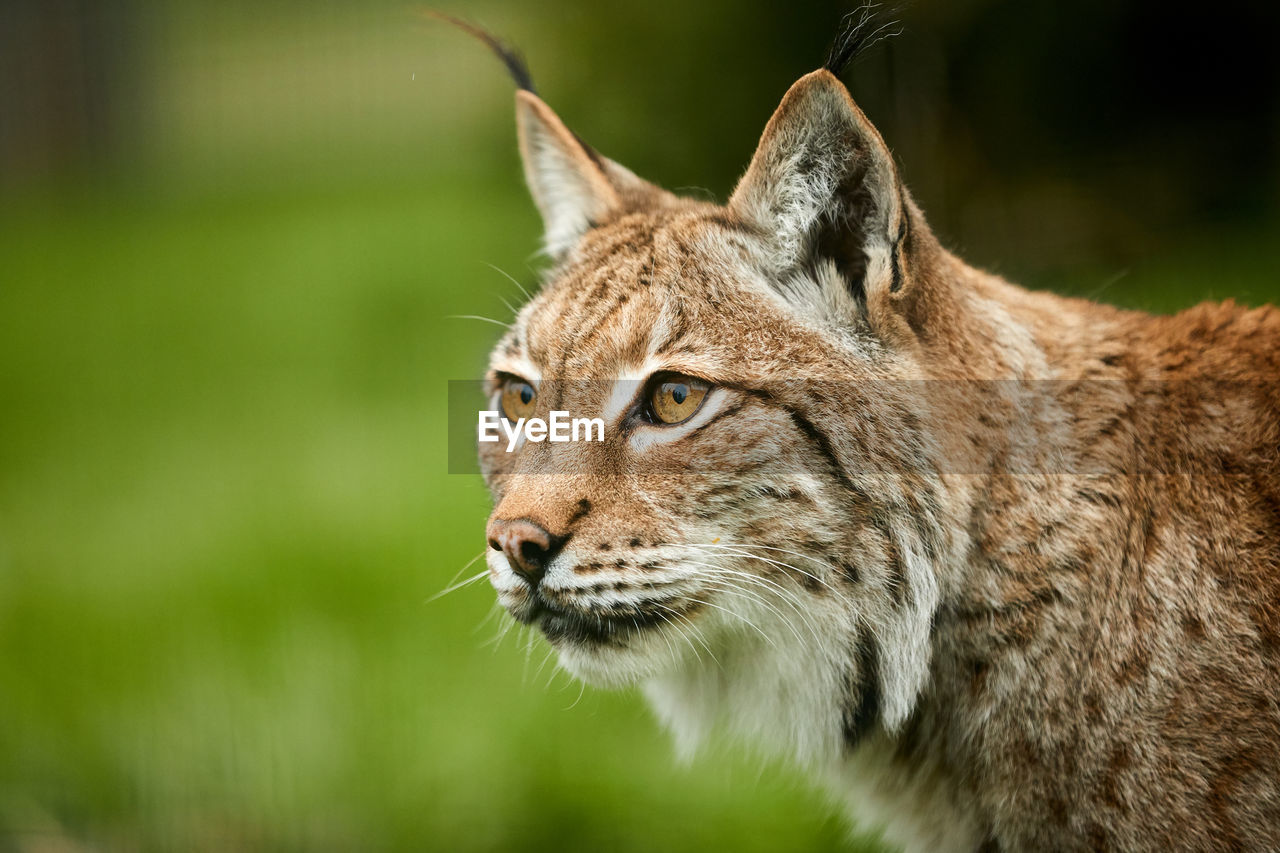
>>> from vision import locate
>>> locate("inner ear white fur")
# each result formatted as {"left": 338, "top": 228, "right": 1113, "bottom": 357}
{"left": 516, "top": 91, "right": 621, "bottom": 258}
{"left": 728, "top": 70, "right": 902, "bottom": 299}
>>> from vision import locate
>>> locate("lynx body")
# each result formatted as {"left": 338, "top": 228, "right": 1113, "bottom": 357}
{"left": 460, "top": 17, "right": 1280, "bottom": 851}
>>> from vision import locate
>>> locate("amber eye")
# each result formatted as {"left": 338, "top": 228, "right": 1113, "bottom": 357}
{"left": 648, "top": 375, "right": 710, "bottom": 424}
{"left": 500, "top": 378, "right": 537, "bottom": 420}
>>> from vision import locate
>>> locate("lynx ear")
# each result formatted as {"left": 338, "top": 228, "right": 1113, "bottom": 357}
{"left": 729, "top": 70, "right": 909, "bottom": 303}
{"left": 429, "top": 13, "right": 664, "bottom": 260}
{"left": 516, "top": 91, "right": 664, "bottom": 259}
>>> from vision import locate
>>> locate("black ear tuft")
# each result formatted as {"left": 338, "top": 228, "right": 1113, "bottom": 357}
{"left": 425, "top": 10, "right": 537, "bottom": 94}
{"left": 824, "top": 4, "right": 903, "bottom": 77}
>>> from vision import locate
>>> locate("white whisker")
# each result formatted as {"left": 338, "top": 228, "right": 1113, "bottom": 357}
{"left": 484, "top": 613, "right": 517, "bottom": 652}
{"left": 443, "top": 550, "right": 486, "bottom": 587}
{"left": 485, "top": 262, "right": 534, "bottom": 301}
{"left": 563, "top": 678, "right": 587, "bottom": 711}
{"left": 691, "top": 571, "right": 810, "bottom": 646}
{"left": 427, "top": 568, "right": 489, "bottom": 603}
{"left": 684, "top": 561, "right": 822, "bottom": 643}
{"left": 687, "top": 542, "right": 840, "bottom": 593}
{"left": 521, "top": 624, "right": 537, "bottom": 685}
{"left": 654, "top": 601, "right": 720, "bottom": 669}
{"left": 447, "top": 314, "right": 512, "bottom": 329}
{"left": 534, "top": 645, "right": 557, "bottom": 683}
{"left": 471, "top": 600, "right": 503, "bottom": 636}
{"left": 684, "top": 594, "right": 777, "bottom": 650}
{"left": 690, "top": 539, "right": 834, "bottom": 572}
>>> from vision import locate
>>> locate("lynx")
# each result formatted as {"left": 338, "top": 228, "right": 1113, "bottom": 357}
{"left": 447, "top": 12, "right": 1280, "bottom": 852}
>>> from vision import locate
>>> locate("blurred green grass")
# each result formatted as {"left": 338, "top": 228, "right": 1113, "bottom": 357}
{"left": 0, "top": 179, "right": 884, "bottom": 851}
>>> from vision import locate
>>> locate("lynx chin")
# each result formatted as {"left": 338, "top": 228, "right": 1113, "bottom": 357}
{"left": 442, "top": 10, "right": 1280, "bottom": 852}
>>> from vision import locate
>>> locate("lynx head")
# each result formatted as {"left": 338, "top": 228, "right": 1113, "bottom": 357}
{"left": 464, "top": 15, "right": 986, "bottom": 759}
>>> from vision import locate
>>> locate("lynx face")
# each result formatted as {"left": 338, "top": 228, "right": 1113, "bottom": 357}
{"left": 478, "top": 67, "right": 956, "bottom": 746}
{"left": 484, "top": 214, "right": 901, "bottom": 689}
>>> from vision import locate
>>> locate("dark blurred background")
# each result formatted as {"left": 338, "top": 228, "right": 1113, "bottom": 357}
{"left": 1, "top": 1, "right": 1276, "bottom": 850}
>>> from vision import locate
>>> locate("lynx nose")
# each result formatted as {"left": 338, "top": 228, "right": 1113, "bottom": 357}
{"left": 487, "top": 518, "right": 563, "bottom": 586}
